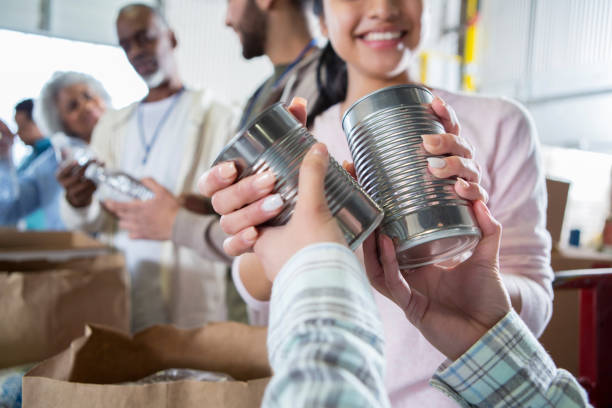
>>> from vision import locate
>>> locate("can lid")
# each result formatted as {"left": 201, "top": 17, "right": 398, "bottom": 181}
{"left": 342, "top": 84, "right": 434, "bottom": 135}
{"left": 212, "top": 103, "right": 301, "bottom": 177}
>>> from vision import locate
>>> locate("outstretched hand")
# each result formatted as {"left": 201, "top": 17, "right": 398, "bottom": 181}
{"left": 105, "top": 178, "right": 180, "bottom": 240}
{"left": 253, "top": 143, "right": 346, "bottom": 281}
{"left": 362, "top": 201, "right": 511, "bottom": 360}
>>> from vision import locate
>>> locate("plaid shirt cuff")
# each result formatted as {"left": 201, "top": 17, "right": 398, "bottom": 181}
{"left": 430, "top": 310, "right": 590, "bottom": 407}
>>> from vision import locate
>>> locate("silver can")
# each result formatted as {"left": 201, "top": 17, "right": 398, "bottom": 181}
{"left": 213, "top": 103, "right": 383, "bottom": 250}
{"left": 342, "top": 85, "right": 481, "bottom": 268}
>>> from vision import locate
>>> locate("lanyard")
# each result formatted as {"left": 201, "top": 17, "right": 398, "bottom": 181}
{"left": 137, "top": 88, "right": 184, "bottom": 165}
{"left": 239, "top": 39, "right": 318, "bottom": 129}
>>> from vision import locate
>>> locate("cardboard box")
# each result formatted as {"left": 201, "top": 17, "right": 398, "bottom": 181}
{"left": 0, "top": 230, "right": 129, "bottom": 369}
{"left": 546, "top": 178, "right": 570, "bottom": 246}
{"left": 540, "top": 247, "right": 612, "bottom": 378}
{"left": 0, "top": 229, "right": 110, "bottom": 262}
{"left": 23, "top": 322, "right": 271, "bottom": 408}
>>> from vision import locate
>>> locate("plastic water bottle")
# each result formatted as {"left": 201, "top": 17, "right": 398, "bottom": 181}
{"left": 84, "top": 163, "right": 154, "bottom": 201}
{"left": 52, "top": 134, "right": 154, "bottom": 201}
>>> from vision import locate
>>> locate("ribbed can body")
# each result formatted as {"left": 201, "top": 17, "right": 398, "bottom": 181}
{"left": 343, "top": 85, "right": 481, "bottom": 268}
{"left": 214, "top": 103, "right": 383, "bottom": 250}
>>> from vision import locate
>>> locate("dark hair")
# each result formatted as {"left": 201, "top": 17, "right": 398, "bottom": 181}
{"left": 15, "top": 99, "right": 34, "bottom": 121}
{"left": 307, "top": 0, "right": 348, "bottom": 127}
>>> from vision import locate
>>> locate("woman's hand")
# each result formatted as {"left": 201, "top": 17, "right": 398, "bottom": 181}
{"left": 197, "top": 98, "right": 308, "bottom": 257}
{"left": 104, "top": 178, "right": 180, "bottom": 240}
{"left": 362, "top": 201, "right": 511, "bottom": 361}
{"left": 253, "top": 143, "right": 346, "bottom": 281}
{"left": 423, "top": 96, "right": 488, "bottom": 203}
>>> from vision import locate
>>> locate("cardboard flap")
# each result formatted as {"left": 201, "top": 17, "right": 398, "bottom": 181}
{"left": 27, "top": 322, "right": 271, "bottom": 384}
{"left": 0, "top": 231, "right": 109, "bottom": 262}
{"left": 545, "top": 177, "right": 570, "bottom": 245}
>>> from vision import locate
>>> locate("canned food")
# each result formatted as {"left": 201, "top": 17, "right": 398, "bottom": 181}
{"left": 213, "top": 103, "right": 383, "bottom": 250}
{"left": 342, "top": 85, "right": 481, "bottom": 268}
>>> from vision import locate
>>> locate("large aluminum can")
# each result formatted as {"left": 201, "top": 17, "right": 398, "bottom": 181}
{"left": 214, "top": 103, "right": 383, "bottom": 250}
{"left": 342, "top": 85, "right": 481, "bottom": 268}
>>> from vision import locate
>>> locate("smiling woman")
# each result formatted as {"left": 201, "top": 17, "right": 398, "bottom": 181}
{"left": 214, "top": 1, "right": 555, "bottom": 407}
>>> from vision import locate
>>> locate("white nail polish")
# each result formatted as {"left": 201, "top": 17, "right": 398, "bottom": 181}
{"left": 261, "top": 194, "right": 283, "bottom": 212}
{"left": 449, "top": 107, "right": 459, "bottom": 128}
{"left": 427, "top": 157, "right": 446, "bottom": 169}
{"left": 223, "top": 236, "right": 233, "bottom": 250}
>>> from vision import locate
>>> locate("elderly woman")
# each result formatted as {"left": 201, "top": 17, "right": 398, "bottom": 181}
{"left": 0, "top": 71, "right": 109, "bottom": 228}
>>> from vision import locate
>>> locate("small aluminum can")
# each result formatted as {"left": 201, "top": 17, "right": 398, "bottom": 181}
{"left": 342, "top": 85, "right": 481, "bottom": 268}
{"left": 213, "top": 103, "right": 383, "bottom": 250}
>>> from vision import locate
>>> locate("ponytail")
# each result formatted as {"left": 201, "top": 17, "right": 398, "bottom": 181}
{"left": 307, "top": 41, "right": 348, "bottom": 127}
{"left": 307, "top": 0, "right": 348, "bottom": 127}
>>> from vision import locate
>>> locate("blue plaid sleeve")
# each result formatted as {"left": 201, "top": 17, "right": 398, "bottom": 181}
{"left": 262, "top": 243, "right": 390, "bottom": 408}
{"left": 430, "top": 310, "right": 592, "bottom": 407}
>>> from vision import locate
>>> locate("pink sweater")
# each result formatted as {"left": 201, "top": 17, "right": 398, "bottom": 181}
{"left": 233, "top": 88, "right": 553, "bottom": 407}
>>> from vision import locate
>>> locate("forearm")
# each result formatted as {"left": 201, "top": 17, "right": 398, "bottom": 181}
{"left": 0, "top": 158, "right": 48, "bottom": 224}
{"left": 238, "top": 253, "right": 272, "bottom": 301}
{"left": 231, "top": 255, "right": 271, "bottom": 326}
{"left": 501, "top": 272, "right": 552, "bottom": 337}
{"left": 263, "top": 243, "right": 389, "bottom": 408}
{"left": 171, "top": 208, "right": 232, "bottom": 264}
{"left": 503, "top": 276, "right": 523, "bottom": 313}
{"left": 431, "top": 310, "right": 591, "bottom": 408}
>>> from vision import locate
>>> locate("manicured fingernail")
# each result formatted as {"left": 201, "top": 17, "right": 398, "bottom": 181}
{"left": 456, "top": 178, "right": 470, "bottom": 188}
{"left": 242, "top": 227, "right": 258, "bottom": 244}
{"left": 253, "top": 172, "right": 275, "bottom": 190}
{"left": 218, "top": 162, "right": 237, "bottom": 181}
{"left": 448, "top": 106, "right": 459, "bottom": 127}
{"left": 261, "top": 194, "right": 283, "bottom": 212}
{"left": 421, "top": 134, "right": 441, "bottom": 147}
{"left": 427, "top": 157, "right": 446, "bottom": 169}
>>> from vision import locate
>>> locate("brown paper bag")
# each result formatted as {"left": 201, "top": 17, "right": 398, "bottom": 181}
{"left": 0, "top": 249, "right": 129, "bottom": 369}
{"left": 23, "top": 322, "right": 271, "bottom": 408}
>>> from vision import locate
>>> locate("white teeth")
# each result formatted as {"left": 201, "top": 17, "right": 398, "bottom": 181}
{"left": 364, "top": 31, "right": 401, "bottom": 41}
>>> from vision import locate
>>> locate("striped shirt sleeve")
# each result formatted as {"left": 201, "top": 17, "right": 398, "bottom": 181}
{"left": 262, "top": 243, "right": 390, "bottom": 408}
{"left": 430, "top": 310, "right": 592, "bottom": 407}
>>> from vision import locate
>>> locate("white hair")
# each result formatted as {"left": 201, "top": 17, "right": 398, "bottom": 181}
{"left": 35, "top": 71, "right": 111, "bottom": 136}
